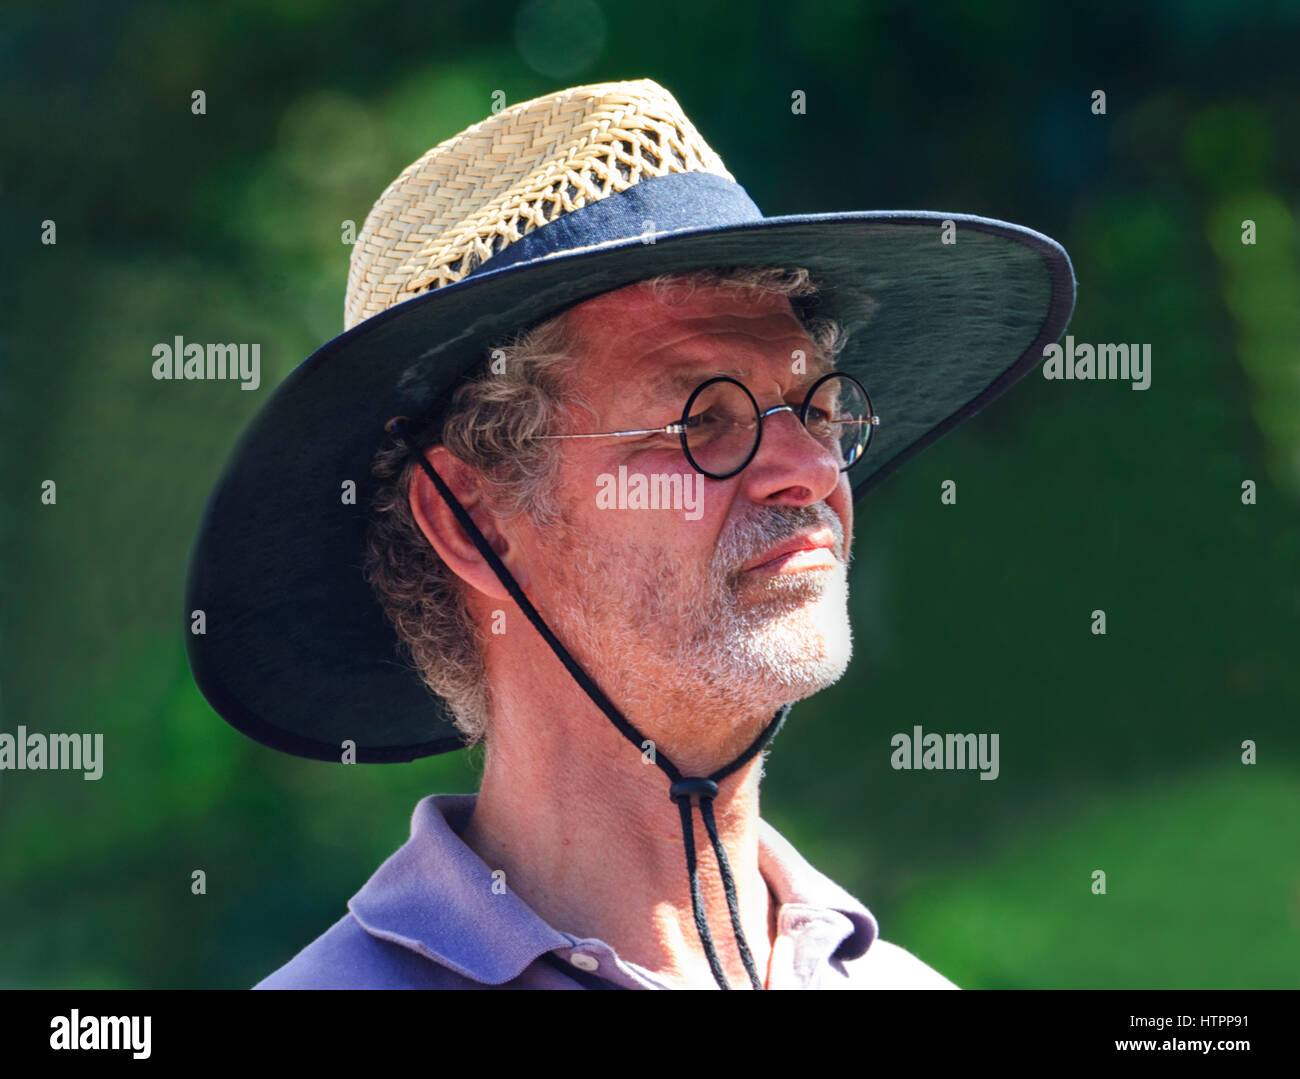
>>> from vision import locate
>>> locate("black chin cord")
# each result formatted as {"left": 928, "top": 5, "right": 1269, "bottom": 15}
{"left": 388, "top": 420, "right": 789, "bottom": 989}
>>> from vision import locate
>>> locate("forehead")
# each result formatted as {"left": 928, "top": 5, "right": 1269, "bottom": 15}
{"left": 563, "top": 280, "right": 826, "bottom": 393}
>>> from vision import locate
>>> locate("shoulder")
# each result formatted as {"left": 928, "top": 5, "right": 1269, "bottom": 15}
{"left": 841, "top": 937, "right": 960, "bottom": 989}
{"left": 252, "top": 913, "right": 475, "bottom": 990}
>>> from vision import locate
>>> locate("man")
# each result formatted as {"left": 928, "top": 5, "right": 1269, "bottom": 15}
{"left": 185, "top": 79, "right": 1075, "bottom": 989}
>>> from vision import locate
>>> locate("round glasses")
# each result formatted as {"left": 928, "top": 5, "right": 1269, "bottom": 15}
{"left": 680, "top": 372, "right": 877, "bottom": 478}
{"left": 534, "top": 371, "right": 879, "bottom": 479}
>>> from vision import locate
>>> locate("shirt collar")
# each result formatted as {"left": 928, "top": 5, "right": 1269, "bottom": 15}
{"left": 348, "top": 793, "right": 878, "bottom": 985}
{"left": 756, "top": 815, "right": 878, "bottom": 961}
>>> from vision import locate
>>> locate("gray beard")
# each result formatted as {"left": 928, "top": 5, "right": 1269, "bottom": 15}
{"left": 535, "top": 501, "right": 854, "bottom": 747}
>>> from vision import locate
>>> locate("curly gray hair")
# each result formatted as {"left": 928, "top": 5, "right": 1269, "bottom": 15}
{"left": 362, "top": 265, "right": 847, "bottom": 746}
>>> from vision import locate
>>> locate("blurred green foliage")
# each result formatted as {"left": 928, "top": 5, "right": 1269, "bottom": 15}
{"left": 1, "top": 0, "right": 1297, "bottom": 988}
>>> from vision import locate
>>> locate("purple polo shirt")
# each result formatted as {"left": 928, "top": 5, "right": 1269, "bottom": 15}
{"left": 254, "top": 793, "right": 957, "bottom": 990}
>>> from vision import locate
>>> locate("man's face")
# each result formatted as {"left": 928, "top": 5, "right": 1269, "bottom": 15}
{"left": 512, "top": 281, "right": 855, "bottom": 761}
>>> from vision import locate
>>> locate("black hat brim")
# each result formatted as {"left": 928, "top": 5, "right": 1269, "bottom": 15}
{"left": 184, "top": 210, "right": 1075, "bottom": 763}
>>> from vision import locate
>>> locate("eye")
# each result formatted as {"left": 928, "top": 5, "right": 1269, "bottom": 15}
{"left": 683, "top": 407, "right": 724, "bottom": 429}
{"left": 682, "top": 403, "right": 742, "bottom": 445}
{"left": 803, "top": 404, "right": 835, "bottom": 434}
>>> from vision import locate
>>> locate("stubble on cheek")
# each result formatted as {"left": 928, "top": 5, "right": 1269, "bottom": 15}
{"left": 521, "top": 487, "right": 852, "bottom": 740}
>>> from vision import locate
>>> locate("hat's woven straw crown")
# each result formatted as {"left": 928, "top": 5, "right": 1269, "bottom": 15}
{"left": 344, "top": 79, "right": 735, "bottom": 329}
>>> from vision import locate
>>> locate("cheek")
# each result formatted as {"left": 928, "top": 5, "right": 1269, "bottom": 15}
{"left": 557, "top": 445, "right": 737, "bottom": 561}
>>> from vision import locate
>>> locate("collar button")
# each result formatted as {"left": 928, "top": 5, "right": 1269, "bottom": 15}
{"left": 569, "top": 952, "right": 600, "bottom": 972}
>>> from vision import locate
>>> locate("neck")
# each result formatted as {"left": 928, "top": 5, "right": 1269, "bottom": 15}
{"left": 460, "top": 674, "right": 777, "bottom": 990}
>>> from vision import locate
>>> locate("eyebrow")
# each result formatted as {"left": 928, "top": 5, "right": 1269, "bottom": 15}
{"left": 640, "top": 354, "right": 837, "bottom": 408}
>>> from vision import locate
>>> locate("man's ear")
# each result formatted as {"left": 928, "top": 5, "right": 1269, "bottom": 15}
{"left": 408, "top": 445, "right": 526, "bottom": 601}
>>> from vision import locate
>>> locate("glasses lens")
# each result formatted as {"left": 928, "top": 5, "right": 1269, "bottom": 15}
{"left": 682, "top": 380, "right": 759, "bottom": 477}
{"left": 805, "top": 375, "right": 873, "bottom": 469}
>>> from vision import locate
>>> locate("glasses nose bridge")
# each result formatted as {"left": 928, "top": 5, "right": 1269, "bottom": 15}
{"left": 757, "top": 402, "right": 798, "bottom": 424}
{"left": 753, "top": 399, "right": 833, "bottom": 461}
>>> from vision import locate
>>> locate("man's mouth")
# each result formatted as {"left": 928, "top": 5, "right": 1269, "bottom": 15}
{"left": 740, "top": 528, "right": 838, "bottom": 574}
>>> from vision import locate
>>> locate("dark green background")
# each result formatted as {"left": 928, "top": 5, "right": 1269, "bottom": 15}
{"left": 1, "top": 0, "right": 1297, "bottom": 988}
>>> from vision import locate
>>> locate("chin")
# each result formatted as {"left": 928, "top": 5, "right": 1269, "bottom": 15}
{"left": 739, "top": 597, "right": 855, "bottom": 700}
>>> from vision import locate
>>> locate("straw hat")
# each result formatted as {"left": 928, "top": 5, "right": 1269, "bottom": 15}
{"left": 186, "top": 78, "right": 1076, "bottom": 763}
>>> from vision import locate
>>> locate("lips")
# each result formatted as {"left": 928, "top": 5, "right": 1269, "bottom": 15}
{"left": 740, "top": 528, "right": 837, "bottom": 573}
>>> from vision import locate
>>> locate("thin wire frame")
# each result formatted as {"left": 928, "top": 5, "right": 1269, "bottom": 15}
{"left": 533, "top": 371, "right": 880, "bottom": 479}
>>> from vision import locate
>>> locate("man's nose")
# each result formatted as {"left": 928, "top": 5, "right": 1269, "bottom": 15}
{"left": 738, "top": 405, "right": 842, "bottom": 506}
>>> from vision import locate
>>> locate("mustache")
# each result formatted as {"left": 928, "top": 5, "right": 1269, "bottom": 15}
{"left": 719, "top": 504, "right": 847, "bottom": 576}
